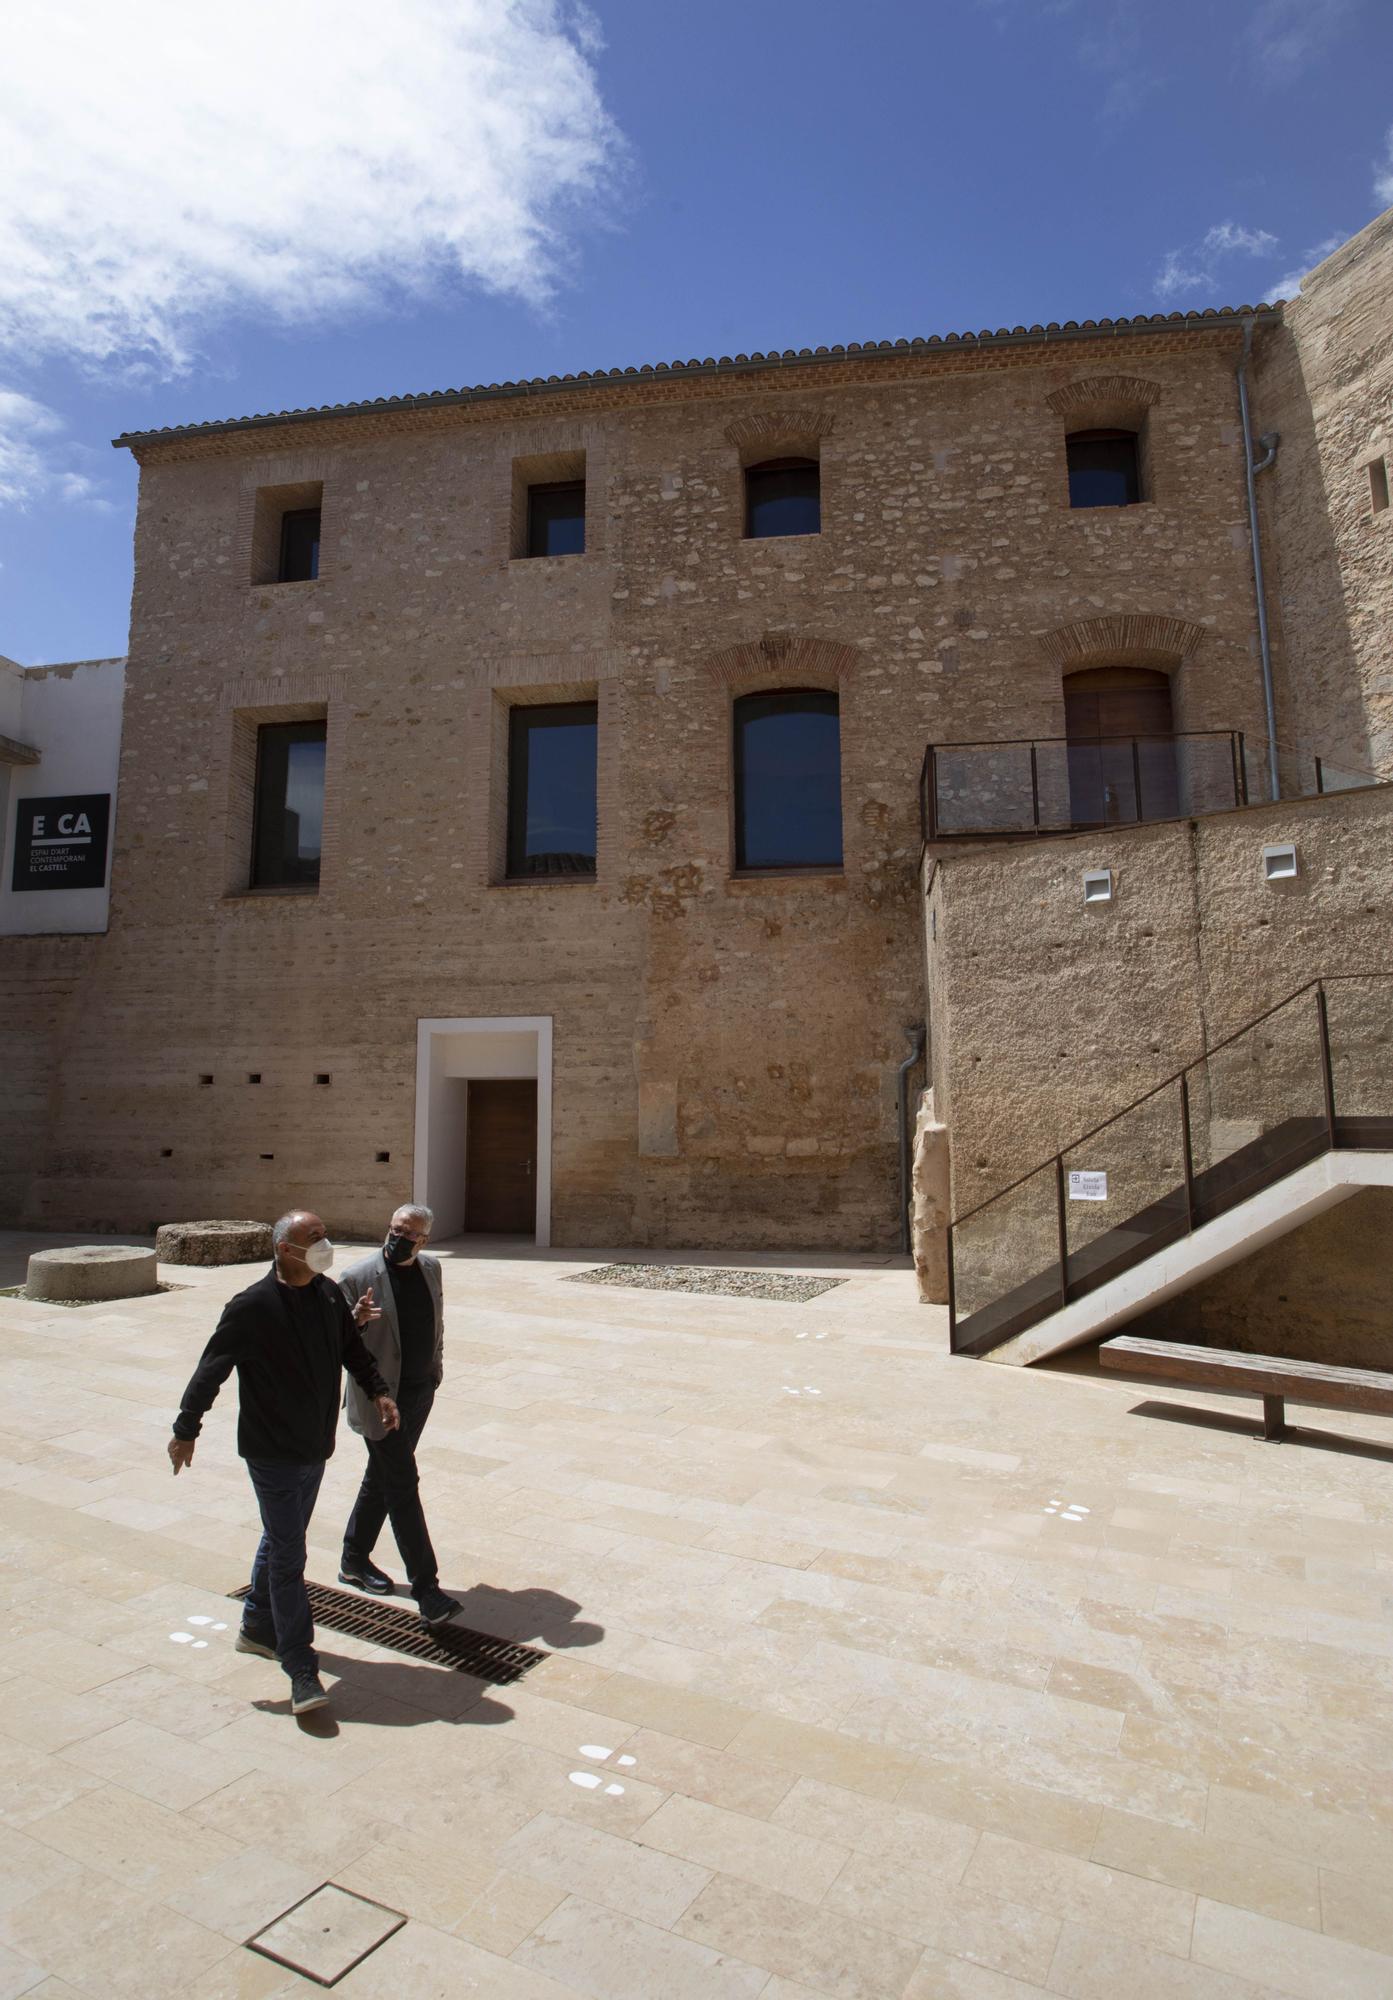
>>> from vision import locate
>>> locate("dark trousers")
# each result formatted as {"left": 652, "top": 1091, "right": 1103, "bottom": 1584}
{"left": 243, "top": 1458, "right": 325, "bottom": 1681}
{"left": 342, "top": 1382, "right": 439, "bottom": 1600}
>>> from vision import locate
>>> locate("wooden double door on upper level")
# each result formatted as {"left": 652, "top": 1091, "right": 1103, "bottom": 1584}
{"left": 464, "top": 1079, "right": 537, "bottom": 1235}
{"left": 1064, "top": 666, "right": 1179, "bottom": 826}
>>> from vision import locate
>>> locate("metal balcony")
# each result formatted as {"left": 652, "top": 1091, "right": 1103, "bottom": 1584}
{"left": 920, "top": 730, "right": 1248, "bottom": 842}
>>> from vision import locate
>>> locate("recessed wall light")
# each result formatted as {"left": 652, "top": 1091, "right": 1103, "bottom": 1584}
{"left": 1262, "top": 843, "right": 1298, "bottom": 880}
{"left": 1083, "top": 869, "right": 1113, "bottom": 903}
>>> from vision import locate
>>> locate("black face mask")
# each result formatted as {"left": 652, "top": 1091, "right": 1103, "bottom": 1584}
{"left": 384, "top": 1233, "right": 418, "bottom": 1266}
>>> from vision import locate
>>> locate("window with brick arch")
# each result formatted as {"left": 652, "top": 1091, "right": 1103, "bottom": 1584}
{"left": 734, "top": 688, "right": 842, "bottom": 871}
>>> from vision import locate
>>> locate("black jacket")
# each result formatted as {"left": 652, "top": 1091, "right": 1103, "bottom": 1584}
{"left": 173, "top": 1267, "right": 389, "bottom": 1464}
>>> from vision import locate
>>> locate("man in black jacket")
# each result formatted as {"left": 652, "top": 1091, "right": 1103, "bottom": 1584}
{"left": 167, "top": 1209, "right": 399, "bottom": 1715}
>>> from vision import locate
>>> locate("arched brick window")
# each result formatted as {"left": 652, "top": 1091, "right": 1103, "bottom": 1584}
{"left": 734, "top": 688, "right": 842, "bottom": 869}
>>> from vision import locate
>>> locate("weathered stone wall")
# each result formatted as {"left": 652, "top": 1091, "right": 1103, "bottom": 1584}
{"left": 0, "top": 315, "right": 1355, "bottom": 1245}
{"left": 1256, "top": 206, "right": 1393, "bottom": 779}
{"left": 0, "top": 938, "right": 95, "bottom": 1221}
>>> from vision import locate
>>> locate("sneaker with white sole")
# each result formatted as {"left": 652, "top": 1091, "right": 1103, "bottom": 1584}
{"left": 290, "top": 1672, "right": 330, "bottom": 1715}
{"left": 235, "top": 1626, "right": 276, "bottom": 1659}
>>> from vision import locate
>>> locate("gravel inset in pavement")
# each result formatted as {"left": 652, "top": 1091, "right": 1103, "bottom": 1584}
{"left": 0, "top": 1281, "right": 191, "bottom": 1308}
{"left": 564, "top": 1263, "right": 846, "bottom": 1303}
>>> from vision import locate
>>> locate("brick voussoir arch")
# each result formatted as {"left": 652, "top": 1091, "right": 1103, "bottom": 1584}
{"left": 1045, "top": 375, "right": 1164, "bottom": 419}
{"left": 1037, "top": 613, "right": 1207, "bottom": 672}
{"left": 723, "top": 408, "right": 835, "bottom": 454}
{"left": 705, "top": 634, "right": 861, "bottom": 688}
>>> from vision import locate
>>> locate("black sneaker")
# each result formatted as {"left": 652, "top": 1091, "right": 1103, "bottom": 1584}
{"left": 338, "top": 1556, "right": 394, "bottom": 1595}
{"left": 235, "top": 1626, "right": 276, "bottom": 1659}
{"left": 290, "top": 1672, "right": 330, "bottom": 1715}
{"left": 417, "top": 1588, "right": 461, "bottom": 1626}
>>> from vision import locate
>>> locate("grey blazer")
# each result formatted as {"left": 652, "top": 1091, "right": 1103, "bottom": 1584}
{"left": 338, "top": 1248, "right": 444, "bottom": 1440}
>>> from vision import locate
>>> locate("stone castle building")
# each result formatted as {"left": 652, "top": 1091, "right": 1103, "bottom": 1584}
{"left": 3, "top": 210, "right": 1390, "bottom": 1301}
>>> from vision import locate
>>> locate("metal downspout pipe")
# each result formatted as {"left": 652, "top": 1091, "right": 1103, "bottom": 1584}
{"left": 897, "top": 1022, "right": 927, "bottom": 1256}
{"left": 1238, "top": 316, "right": 1282, "bottom": 800}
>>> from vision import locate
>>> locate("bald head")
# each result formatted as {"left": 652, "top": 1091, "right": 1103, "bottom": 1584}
{"left": 272, "top": 1210, "right": 330, "bottom": 1285}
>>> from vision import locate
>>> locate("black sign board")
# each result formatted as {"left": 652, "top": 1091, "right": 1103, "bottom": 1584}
{"left": 12, "top": 794, "right": 111, "bottom": 892}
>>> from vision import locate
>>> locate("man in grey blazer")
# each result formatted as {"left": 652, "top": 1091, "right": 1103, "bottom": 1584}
{"left": 336, "top": 1203, "right": 460, "bottom": 1625}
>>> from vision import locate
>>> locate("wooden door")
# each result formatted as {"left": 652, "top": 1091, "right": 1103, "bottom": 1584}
{"left": 1064, "top": 667, "right": 1178, "bottom": 825}
{"left": 464, "top": 1080, "right": 538, "bottom": 1234}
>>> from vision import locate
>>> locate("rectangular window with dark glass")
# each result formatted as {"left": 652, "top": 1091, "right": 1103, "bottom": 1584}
{"left": 745, "top": 458, "right": 820, "bottom": 538}
{"left": 278, "top": 507, "right": 321, "bottom": 581}
{"left": 251, "top": 721, "right": 326, "bottom": 888}
{"left": 506, "top": 702, "right": 597, "bottom": 878}
{"left": 735, "top": 689, "right": 842, "bottom": 871}
{"left": 1066, "top": 430, "right": 1141, "bottom": 509}
{"left": 526, "top": 481, "right": 586, "bottom": 557}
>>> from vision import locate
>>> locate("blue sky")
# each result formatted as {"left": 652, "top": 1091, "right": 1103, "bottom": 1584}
{"left": 3, "top": 0, "right": 1391, "bottom": 665}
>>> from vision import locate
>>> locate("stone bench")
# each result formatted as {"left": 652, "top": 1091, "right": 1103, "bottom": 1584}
{"left": 1100, "top": 1334, "right": 1393, "bottom": 1442}
{"left": 26, "top": 1245, "right": 159, "bottom": 1302}
{"left": 154, "top": 1220, "right": 273, "bottom": 1266}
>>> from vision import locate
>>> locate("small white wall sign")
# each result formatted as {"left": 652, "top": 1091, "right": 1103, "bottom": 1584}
{"left": 1068, "top": 1169, "right": 1108, "bottom": 1202}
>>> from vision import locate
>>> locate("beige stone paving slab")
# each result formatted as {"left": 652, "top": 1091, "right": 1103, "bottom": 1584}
{"left": 464, "top": 1739, "right": 673, "bottom": 1837}
{"left": 500, "top": 1810, "right": 711, "bottom": 1927}
{"left": 514, "top": 1892, "right": 771, "bottom": 2000}
{"left": 605, "top": 1726, "right": 797, "bottom": 1818}
{"left": 824, "top": 1853, "right": 1063, "bottom": 1984}
{"left": 0, "top": 1679, "right": 130, "bottom": 1757}
{"left": 900, "top": 1949, "right": 1060, "bottom": 1998}
{"left": 332, "top": 1910, "right": 584, "bottom": 1998}
{"left": 57, "top": 1718, "right": 260, "bottom": 1812}
{"left": 1203, "top": 1782, "right": 1393, "bottom": 1882}
{"left": 0, "top": 1939, "right": 44, "bottom": 2000}
{"left": 1044, "top": 1920, "right": 1293, "bottom": 2000}
{"left": 0, "top": 1631, "right": 133, "bottom": 1696}
{"left": 451, "top": 1865, "right": 569, "bottom": 1957}
{"left": 188, "top": 1772, "right": 387, "bottom": 1877}
{"left": 5, "top": 1866, "right": 233, "bottom": 1999}
{"left": 676, "top": 1873, "right": 923, "bottom": 2000}
{"left": 634, "top": 1791, "right": 847, "bottom": 1905}
{"left": 724, "top": 1710, "right": 915, "bottom": 1800}
{"left": 0, "top": 1745, "right": 103, "bottom": 1832}
{"left": 1088, "top": 1806, "right": 1320, "bottom": 1929}
{"left": 1318, "top": 1868, "right": 1393, "bottom": 1956}
{"left": 769, "top": 1774, "right": 978, "bottom": 1879}
{"left": 182, "top": 1950, "right": 304, "bottom": 2000}
{"left": 25, "top": 1783, "right": 241, "bottom": 1899}
{"left": 1192, "top": 1897, "right": 1393, "bottom": 2000}
{"left": 165, "top": 1847, "right": 324, "bottom": 1945}
{"left": 963, "top": 1830, "right": 1195, "bottom": 1955}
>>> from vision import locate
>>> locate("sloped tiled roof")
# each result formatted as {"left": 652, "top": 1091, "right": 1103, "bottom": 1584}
{"left": 111, "top": 303, "right": 1283, "bottom": 449}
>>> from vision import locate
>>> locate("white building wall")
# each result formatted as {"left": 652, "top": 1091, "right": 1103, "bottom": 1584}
{"left": 0, "top": 656, "right": 126, "bottom": 937}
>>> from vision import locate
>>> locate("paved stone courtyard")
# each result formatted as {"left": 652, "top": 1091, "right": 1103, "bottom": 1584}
{"left": 0, "top": 1231, "right": 1391, "bottom": 1999}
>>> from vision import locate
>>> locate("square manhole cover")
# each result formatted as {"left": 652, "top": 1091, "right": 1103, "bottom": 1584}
{"left": 247, "top": 1883, "right": 405, "bottom": 1986}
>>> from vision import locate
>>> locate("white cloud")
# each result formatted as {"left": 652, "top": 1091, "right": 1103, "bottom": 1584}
{"left": 0, "top": 0, "right": 623, "bottom": 505}
{"left": 0, "top": 391, "right": 110, "bottom": 510}
{"left": 1203, "top": 222, "right": 1278, "bottom": 257}
{"left": 1375, "top": 128, "right": 1393, "bottom": 205}
{"left": 1154, "top": 218, "right": 1281, "bottom": 302}
{"left": 1243, "top": 0, "right": 1351, "bottom": 84}
{"left": 1155, "top": 252, "right": 1212, "bottom": 301}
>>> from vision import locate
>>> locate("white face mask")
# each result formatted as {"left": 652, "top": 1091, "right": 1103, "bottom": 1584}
{"left": 296, "top": 1237, "right": 334, "bottom": 1274}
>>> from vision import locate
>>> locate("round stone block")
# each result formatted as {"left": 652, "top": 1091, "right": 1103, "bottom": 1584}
{"left": 26, "top": 1245, "right": 159, "bottom": 1303}
{"left": 154, "top": 1219, "right": 273, "bottom": 1267}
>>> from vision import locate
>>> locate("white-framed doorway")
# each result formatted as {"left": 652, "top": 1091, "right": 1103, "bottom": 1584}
{"left": 414, "top": 1016, "right": 554, "bottom": 1246}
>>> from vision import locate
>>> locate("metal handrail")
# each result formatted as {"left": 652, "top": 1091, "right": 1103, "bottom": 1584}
{"left": 947, "top": 969, "right": 1393, "bottom": 1353}
{"left": 948, "top": 970, "right": 1391, "bottom": 1234}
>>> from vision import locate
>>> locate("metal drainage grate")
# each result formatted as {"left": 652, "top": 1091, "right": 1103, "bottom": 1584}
{"left": 229, "top": 1581, "right": 548, "bottom": 1682}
